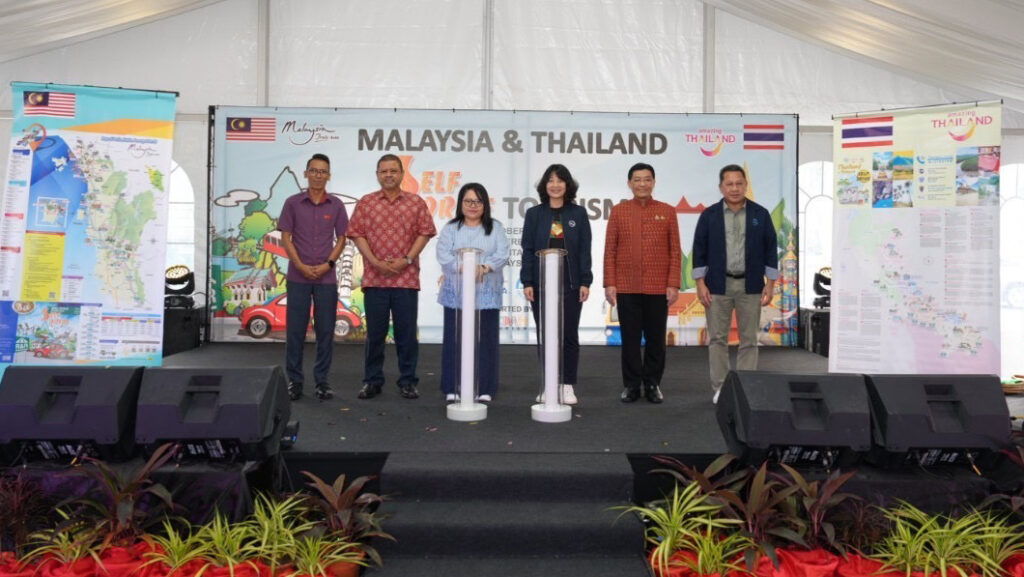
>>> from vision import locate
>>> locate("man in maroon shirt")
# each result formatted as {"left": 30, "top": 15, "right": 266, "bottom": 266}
{"left": 278, "top": 153, "right": 348, "bottom": 401}
{"left": 347, "top": 154, "right": 436, "bottom": 400}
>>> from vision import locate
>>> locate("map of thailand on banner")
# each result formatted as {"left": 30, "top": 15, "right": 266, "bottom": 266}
{"left": 210, "top": 107, "right": 798, "bottom": 347}
{"left": 830, "top": 102, "right": 1001, "bottom": 374}
{"left": 0, "top": 82, "right": 177, "bottom": 371}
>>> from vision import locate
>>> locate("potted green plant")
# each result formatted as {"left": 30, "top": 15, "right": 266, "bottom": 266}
{"left": 22, "top": 509, "right": 101, "bottom": 577}
{"left": 197, "top": 511, "right": 258, "bottom": 577}
{"left": 616, "top": 481, "right": 741, "bottom": 576}
{"left": 141, "top": 519, "right": 212, "bottom": 577}
{"left": 284, "top": 536, "right": 366, "bottom": 577}
{"left": 241, "top": 492, "right": 318, "bottom": 576}
{"left": 679, "top": 525, "right": 754, "bottom": 577}
{"left": 870, "top": 502, "right": 1001, "bottom": 577}
{"left": 299, "top": 471, "right": 393, "bottom": 568}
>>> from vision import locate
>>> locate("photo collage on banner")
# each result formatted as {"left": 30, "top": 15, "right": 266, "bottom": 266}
{"left": 209, "top": 108, "right": 798, "bottom": 348}
{"left": 830, "top": 102, "right": 1001, "bottom": 375}
{"left": 0, "top": 82, "right": 177, "bottom": 372}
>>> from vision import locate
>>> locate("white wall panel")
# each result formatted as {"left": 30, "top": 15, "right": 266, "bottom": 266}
{"left": 268, "top": 0, "right": 484, "bottom": 109}
{"left": 492, "top": 0, "right": 703, "bottom": 112}
{"left": 0, "top": 0, "right": 259, "bottom": 114}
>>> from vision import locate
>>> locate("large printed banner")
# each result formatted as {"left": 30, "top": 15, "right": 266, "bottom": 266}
{"left": 210, "top": 107, "right": 798, "bottom": 347}
{"left": 0, "top": 82, "right": 176, "bottom": 370}
{"left": 830, "top": 102, "right": 1001, "bottom": 374}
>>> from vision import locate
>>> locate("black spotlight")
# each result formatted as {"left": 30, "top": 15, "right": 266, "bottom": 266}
{"left": 813, "top": 266, "right": 831, "bottom": 308}
{"left": 165, "top": 264, "right": 195, "bottom": 309}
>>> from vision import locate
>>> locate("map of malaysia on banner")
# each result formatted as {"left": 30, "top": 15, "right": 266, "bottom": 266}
{"left": 210, "top": 107, "right": 798, "bottom": 347}
{"left": 0, "top": 82, "right": 176, "bottom": 370}
{"left": 830, "top": 101, "right": 1001, "bottom": 375}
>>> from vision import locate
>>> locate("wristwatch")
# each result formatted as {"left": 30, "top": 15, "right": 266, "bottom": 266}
{"left": 328, "top": 259, "right": 336, "bottom": 268}
{"left": 405, "top": 255, "right": 414, "bottom": 265}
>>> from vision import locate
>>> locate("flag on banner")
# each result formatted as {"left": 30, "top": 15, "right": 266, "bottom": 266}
{"left": 23, "top": 91, "right": 76, "bottom": 118}
{"left": 743, "top": 124, "right": 785, "bottom": 150}
{"left": 841, "top": 116, "right": 894, "bottom": 148}
{"left": 226, "top": 117, "right": 276, "bottom": 141}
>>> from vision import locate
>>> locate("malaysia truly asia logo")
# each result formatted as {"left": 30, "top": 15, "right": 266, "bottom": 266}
{"left": 685, "top": 128, "right": 736, "bottom": 156}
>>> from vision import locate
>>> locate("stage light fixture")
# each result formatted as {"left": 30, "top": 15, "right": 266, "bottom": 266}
{"left": 813, "top": 266, "right": 831, "bottom": 308}
{"left": 165, "top": 264, "right": 195, "bottom": 308}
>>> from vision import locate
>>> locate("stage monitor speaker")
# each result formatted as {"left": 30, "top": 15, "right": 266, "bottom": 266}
{"left": 0, "top": 366, "right": 143, "bottom": 463}
{"left": 716, "top": 370, "right": 872, "bottom": 467}
{"left": 864, "top": 374, "right": 1009, "bottom": 469}
{"left": 135, "top": 366, "right": 291, "bottom": 461}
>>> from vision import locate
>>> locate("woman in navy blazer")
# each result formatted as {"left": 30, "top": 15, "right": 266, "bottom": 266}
{"left": 521, "top": 164, "right": 593, "bottom": 405}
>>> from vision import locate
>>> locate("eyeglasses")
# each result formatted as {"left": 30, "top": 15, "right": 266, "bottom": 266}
{"left": 307, "top": 168, "right": 330, "bottom": 176}
{"left": 463, "top": 199, "right": 483, "bottom": 206}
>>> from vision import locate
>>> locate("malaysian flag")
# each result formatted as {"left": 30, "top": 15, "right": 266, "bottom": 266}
{"left": 226, "top": 117, "right": 276, "bottom": 142}
{"left": 23, "top": 91, "right": 76, "bottom": 118}
{"left": 841, "top": 116, "right": 894, "bottom": 148}
{"left": 743, "top": 124, "right": 785, "bottom": 150}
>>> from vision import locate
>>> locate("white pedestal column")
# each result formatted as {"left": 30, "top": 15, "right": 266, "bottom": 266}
{"left": 532, "top": 248, "right": 571, "bottom": 423}
{"left": 448, "top": 247, "right": 487, "bottom": 421}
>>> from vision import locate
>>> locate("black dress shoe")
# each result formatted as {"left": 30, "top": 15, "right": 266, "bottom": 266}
{"left": 288, "top": 381, "right": 303, "bottom": 401}
{"left": 399, "top": 384, "right": 420, "bottom": 399}
{"left": 620, "top": 387, "right": 640, "bottom": 403}
{"left": 358, "top": 383, "right": 381, "bottom": 399}
{"left": 645, "top": 385, "right": 664, "bottom": 404}
{"left": 315, "top": 383, "right": 334, "bottom": 401}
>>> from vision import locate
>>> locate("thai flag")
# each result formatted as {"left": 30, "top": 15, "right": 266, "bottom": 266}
{"left": 226, "top": 117, "right": 277, "bottom": 142}
{"left": 841, "top": 116, "right": 894, "bottom": 148}
{"left": 23, "top": 91, "right": 76, "bottom": 118}
{"left": 743, "top": 124, "right": 785, "bottom": 150}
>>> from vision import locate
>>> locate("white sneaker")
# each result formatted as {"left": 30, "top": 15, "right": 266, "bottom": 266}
{"left": 445, "top": 393, "right": 460, "bottom": 402}
{"left": 476, "top": 394, "right": 492, "bottom": 403}
{"left": 712, "top": 389, "right": 721, "bottom": 404}
{"left": 561, "top": 385, "right": 578, "bottom": 405}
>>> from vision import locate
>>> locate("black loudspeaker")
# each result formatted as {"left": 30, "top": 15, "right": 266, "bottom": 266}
{"left": 864, "top": 374, "right": 1009, "bottom": 469}
{"left": 716, "top": 370, "right": 872, "bottom": 467}
{"left": 0, "top": 366, "right": 143, "bottom": 462}
{"left": 163, "top": 307, "right": 201, "bottom": 356}
{"left": 135, "top": 366, "right": 291, "bottom": 461}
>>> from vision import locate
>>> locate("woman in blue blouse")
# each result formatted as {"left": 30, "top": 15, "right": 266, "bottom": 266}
{"left": 520, "top": 164, "right": 593, "bottom": 405}
{"left": 436, "top": 182, "right": 510, "bottom": 403}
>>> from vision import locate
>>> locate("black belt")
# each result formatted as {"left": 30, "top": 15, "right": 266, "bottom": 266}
{"left": 725, "top": 272, "right": 745, "bottom": 279}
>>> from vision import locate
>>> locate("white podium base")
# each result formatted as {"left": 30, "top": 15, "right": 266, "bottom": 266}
{"left": 447, "top": 402, "right": 488, "bottom": 421}
{"left": 531, "top": 403, "right": 572, "bottom": 423}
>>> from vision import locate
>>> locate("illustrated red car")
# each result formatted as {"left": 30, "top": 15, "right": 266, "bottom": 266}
{"left": 239, "top": 294, "right": 362, "bottom": 339}
{"left": 33, "top": 343, "right": 71, "bottom": 359}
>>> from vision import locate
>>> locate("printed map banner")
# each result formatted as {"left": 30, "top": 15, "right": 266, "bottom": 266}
{"left": 210, "top": 107, "right": 798, "bottom": 347}
{"left": 0, "top": 82, "right": 176, "bottom": 371}
{"left": 830, "top": 101, "right": 1001, "bottom": 374}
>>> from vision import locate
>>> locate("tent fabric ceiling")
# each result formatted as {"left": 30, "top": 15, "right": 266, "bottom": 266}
{"left": 1, "top": 0, "right": 1021, "bottom": 116}
{"left": 0, "top": 0, "right": 223, "bottom": 64}
{"left": 706, "top": 0, "right": 1024, "bottom": 113}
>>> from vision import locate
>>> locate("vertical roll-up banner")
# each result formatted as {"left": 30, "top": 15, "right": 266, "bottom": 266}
{"left": 0, "top": 83, "right": 177, "bottom": 373}
{"left": 830, "top": 102, "right": 1001, "bottom": 374}
{"left": 209, "top": 107, "right": 798, "bottom": 348}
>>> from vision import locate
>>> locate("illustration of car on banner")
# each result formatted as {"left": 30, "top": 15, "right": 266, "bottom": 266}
{"left": 239, "top": 293, "right": 362, "bottom": 339}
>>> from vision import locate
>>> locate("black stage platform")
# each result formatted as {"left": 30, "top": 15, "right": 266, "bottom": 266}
{"left": 164, "top": 343, "right": 828, "bottom": 456}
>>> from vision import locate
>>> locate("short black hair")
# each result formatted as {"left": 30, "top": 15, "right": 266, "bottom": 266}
{"left": 628, "top": 162, "right": 655, "bottom": 180}
{"left": 451, "top": 182, "right": 495, "bottom": 235}
{"left": 719, "top": 164, "right": 746, "bottom": 184}
{"left": 306, "top": 153, "right": 330, "bottom": 170}
{"left": 535, "top": 164, "right": 579, "bottom": 205}
{"left": 376, "top": 154, "right": 403, "bottom": 172}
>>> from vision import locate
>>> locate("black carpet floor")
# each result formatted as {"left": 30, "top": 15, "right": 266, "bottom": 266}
{"left": 164, "top": 343, "right": 829, "bottom": 455}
